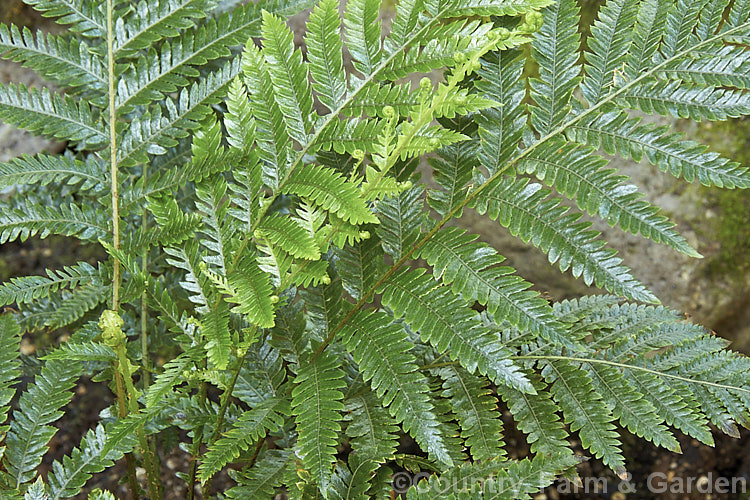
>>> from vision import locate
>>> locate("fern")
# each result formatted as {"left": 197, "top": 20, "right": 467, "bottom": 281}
{"left": 0, "top": 0, "right": 749, "bottom": 497}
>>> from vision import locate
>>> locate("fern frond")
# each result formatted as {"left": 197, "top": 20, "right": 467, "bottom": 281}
{"left": 258, "top": 215, "right": 321, "bottom": 260}
{"left": 195, "top": 175, "right": 232, "bottom": 274}
{"left": 344, "top": 0, "right": 382, "bottom": 75}
{"left": 380, "top": 267, "right": 534, "bottom": 393}
{"left": 0, "top": 82, "right": 106, "bottom": 148}
{"left": 440, "top": 0, "right": 552, "bottom": 17}
{"left": 328, "top": 455, "right": 379, "bottom": 500}
{"left": 305, "top": 0, "right": 346, "bottom": 112}
{"left": 334, "top": 236, "right": 385, "bottom": 302}
{"left": 375, "top": 185, "right": 424, "bottom": 261}
{"left": 626, "top": 0, "right": 669, "bottom": 77}
{"left": 661, "top": 0, "right": 709, "bottom": 58}
{"left": 284, "top": 164, "right": 378, "bottom": 225}
{"left": 43, "top": 284, "right": 108, "bottom": 330}
{"left": 420, "top": 227, "right": 570, "bottom": 347}
{"left": 0, "top": 202, "right": 110, "bottom": 244}
{"left": 0, "top": 25, "right": 105, "bottom": 92}
{"left": 300, "top": 276, "right": 342, "bottom": 340}
{"left": 0, "top": 154, "right": 105, "bottom": 191}
{"left": 0, "top": 262, "right": 102, "bottom": 307}
{"left": 114, "top": 0, "right": 216, "bottom": 56}
{"left": 291, "top": 351, "right": 346, "bottom": 490}
{"left": 226, "top": 449, "right": 294, "bottom": 499}
{"left": 621, "top": 80, "right": 750, "bottom": 121}
{"left": 427, "top": 117, "right": 475, "bottom": 218}
{"left": 3, "top": 360, "right": 79, "bottom": 488}
{"left": 568, "top": 110, "right": 750, "bottom": 188}
{"left": 339, "top": 310, "right": 452, "bottom": 466}
{"left": 23, "top": 0, "right": 106, "bottom": 37}
{"left": 581, "top": 0, "right": 637, "bottom": 106}
{"left": 46, "top": 425, "right": 138, "bottom": 500}
{"left": 345, "top": 392, "right": 400, "bottom": 462}
{"left": 201, "top": 302, "right": 231, "bottom": 369}
{"left": 659, "top": 45, "right": 750, "bottom": 89}
{"left": 42, "top": 341, "right": 116, "bottom": 363}
{"left": 0, "top": 315, "right": 21, "bottom": 437}
{"left": 436, "top": 365, "right": 504, "bottom": 461}
{"left": 146, "top": 349, "right": 198, "bottom": 407}
{"left": 226, "top": 255, "right": 276, "bottom": 328}
{"left": 518, "top": 137, "right": 701, "bottom": 257}
{"left": 200, "top": 395, "right": 290, "bottom": 483}
{"left": 471, "top": 176, "right": 657, "bottom": 302}
{"left": 540, "top": 359, "right": 625, "bottom": 475}
{"left": 528, "top": 0, "right": 581, "bottom": 135}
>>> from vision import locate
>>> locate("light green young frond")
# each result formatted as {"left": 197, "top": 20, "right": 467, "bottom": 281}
{"left": 471, "top": 176, "right": 657, "bottom": 302}
{"left": 380, "top": 267, "right": 534, "bottom": 393}
{"left": 291, "top": 351, "right": 345, "bottom": 491}
{"left": 518, "top": 137, "right": 701, "bottom": 257}
{"left": 0, "top": 82, "right": 106, "bottom": 148}
{"left": 568, "top": 110, "right": 750, "bottom": 188}
{"left": 420, "top": 227, "right": 571, "bottom": 347}
{"left": 0, "top": 25, "right": 105, "bottom": 92}
{"left": 339, "top": 310, "right": 452, "bottom": 467}
{"left": 258, "top": 215, "right": 321, "bottom": 260}
{"left": 3, "top": 360, "right": 80, "bottom": 488}
{"left": 145, "top": 348, "right": 198, "bottom": 407}
{"left": 306, "top": 0, "right": 346, "bottom": 112}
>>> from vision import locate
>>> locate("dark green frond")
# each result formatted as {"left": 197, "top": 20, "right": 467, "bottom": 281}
{"left": 226, "top": 449, "right": 294, "bottom": 499}
{"left": 0, "top": 202, "right": 110, "bottom": 244}
{"left": 0, "top": 154, "right": 105, "bottom": 191}
{"left": 23, "top": 0, "right": 106, "bottom": 37}
{"left": 375, "top": 185, "right": 424, "bottom": 260}
{"left": 345, "top": 391, "right": 400, "bottom": 462}
{"left": 0, "top": 262, "right": 102, "bottom": 307}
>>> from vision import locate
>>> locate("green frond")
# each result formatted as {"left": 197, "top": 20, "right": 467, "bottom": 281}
{"left": 43, "top": 283, "right": 108, "bottom": 330}
{"left": 0, "top": 25, "right": 105, "bottom": 92}
{"left": 226, "top": 255, "right": 276, "bottom": 328}
{"left": 695, "top": 0, "right": 730, "bottom": 41}
{"left": 581, "top": 0, "right": 637, "bottom": 106}
{"left": 3, "top": 360, "right": 79, "bottom": 488}
{"left": 342, "top": 82, "right": 417, "bottom": 118}
{"left": 315, "top": 119, "right": 387, "bottom": 156}
{"left": 118, "top": 59, "right": 238, "bottom": 167}
{"left": 659, "top": 45, "right": 750, "bottom": 90}
{"left": 428, "top": 394, "right": 467, "bottom": 464}
{"left": 518, "top": 137, "right": 701, "bottom": 257}
{"left": 145, "top": 348, "right": 198, "bottom": 407}
{"left": 375, "top": 185, "right": 424, "bottom": 260}
{"left": 0, "top": 82, "right": 106, "bottom": 148}
{"left": 284, "top": 164, "right": 377, "bottom": 225}
{"left": 300, "top": 275, "right": 342, "bottom": 340}
{"left": 339, "top": 310, "right": 452, "bottom": 467}
{"left": 582, "top": 362, "right": 680, "bottom": 452}
{"left": 224, "top": 77, "right": 256, "bottom": 153}
{"left": 46, "top": 425, "right": 138, "bottom": 500}
{"left": 22, "top": 0, "right": 106, "bottom": 37}
{"left": 389, "top": 0, "right": 421, "bottom": 47}
{"left": 0, "top": 315, "right": 21, "bottom": 438}
{"left": 472, "top": 175, "right": 657, "bottom": 302}
{"left": 258, "top": 215, "right": 321, "bottom": 260}
{"left": 568, "top": 110, "right": 750, "bottom": 188}
{"left": 436, "top": 365, "right": 504, "bottom": 461}
{"left": 165, "top": 243, "right": 212, "bottom": 314}
{"left": 499, "top": 372, "right": 569, "bottom": 456}
{"left": 147, "top": 195, "right": 202, "bottom": 246}
{"left": 261, "top": 11, "right": 314, "bottom": 144}
{"left": 727, "top": 0, "right": 750, "bottom": 27}
{"left": 306, "top": 0, "right": 346, "bottom": 112}
{"left": 441, "top": 0, "right": 552, "bottom": 17}
{"left": 0, "top": 262, "right": 102, "bottom": 307}
{"left": 42, "top": 341, "right": 116, "bottom": 363}
{"left": 661, "top": 0, "right": 709, "bottom": 58}
{"left": 226, "top": 449, "right": 294, "bottom": 499}
{"left": 0, "top": 201, "right": 110, "bottom": 244}
{"left": 427, "top": 117, "right": 475, "bottom": 218}
{"left": 334, "top": 236, "right": 385, "bottom": 302}
{"left": 200, "top": 396, "right": 290, "bottom": 483}
{"left": 195, "top": 175, "right": 232, "bottom": 274}
{"left": 114, "top": 0, "right": 216, "bottom": 56}
{"left": 420, "top": 227, "right": 570, "bottom": 347}
{"left": 475, "top": 50, "right": 527, "bottom": 175}
{"left": 380, "top": 267, "right": 534, "bottom": 393}
{"left": 232, "top": 341, "right": 286, "bottom": 404}
{"left": 0, "top": 154, "right": 105, "bottom": 191}
{"left": 328, "top": 455, "right": 379, "bottom": 500}
{"left": 528, "top": 0, "right": 581, "bottom": 135}
{"left": 201, "top": 302, "right": 232, "bottom": 369}
{"left": 621, "top": 80, "right": 750, "bottom": 121}
{"left": 291, "top": 351, "right": 346, "bottom": 490}
{"left": 626, "top": 0, "right": 669, "bottom": 78}
{"left": 344, "top": 0, "right": 382, "bottom": 75}
{"left": 344, "top": 392, "right": 400, "bottom": 462}
{"left": 540, "top": 359, "right": 625, "bottom": 475}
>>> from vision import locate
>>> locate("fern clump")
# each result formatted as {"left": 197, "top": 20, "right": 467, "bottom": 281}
{"left": 0, "top": 0, "right": 749, "bottom": 498}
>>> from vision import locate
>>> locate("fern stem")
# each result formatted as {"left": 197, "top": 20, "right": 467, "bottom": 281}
{"left": 106, "top": 0, "right": 120, "bottom": 311}
{"left": 512, "top": 355, "right": 750, "bottom": 394}
{"left": 113, "top": 367, "right": 140, "bottom": 499}
{"left": 312, "top": 20, "right": 750, "bottom": 361}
